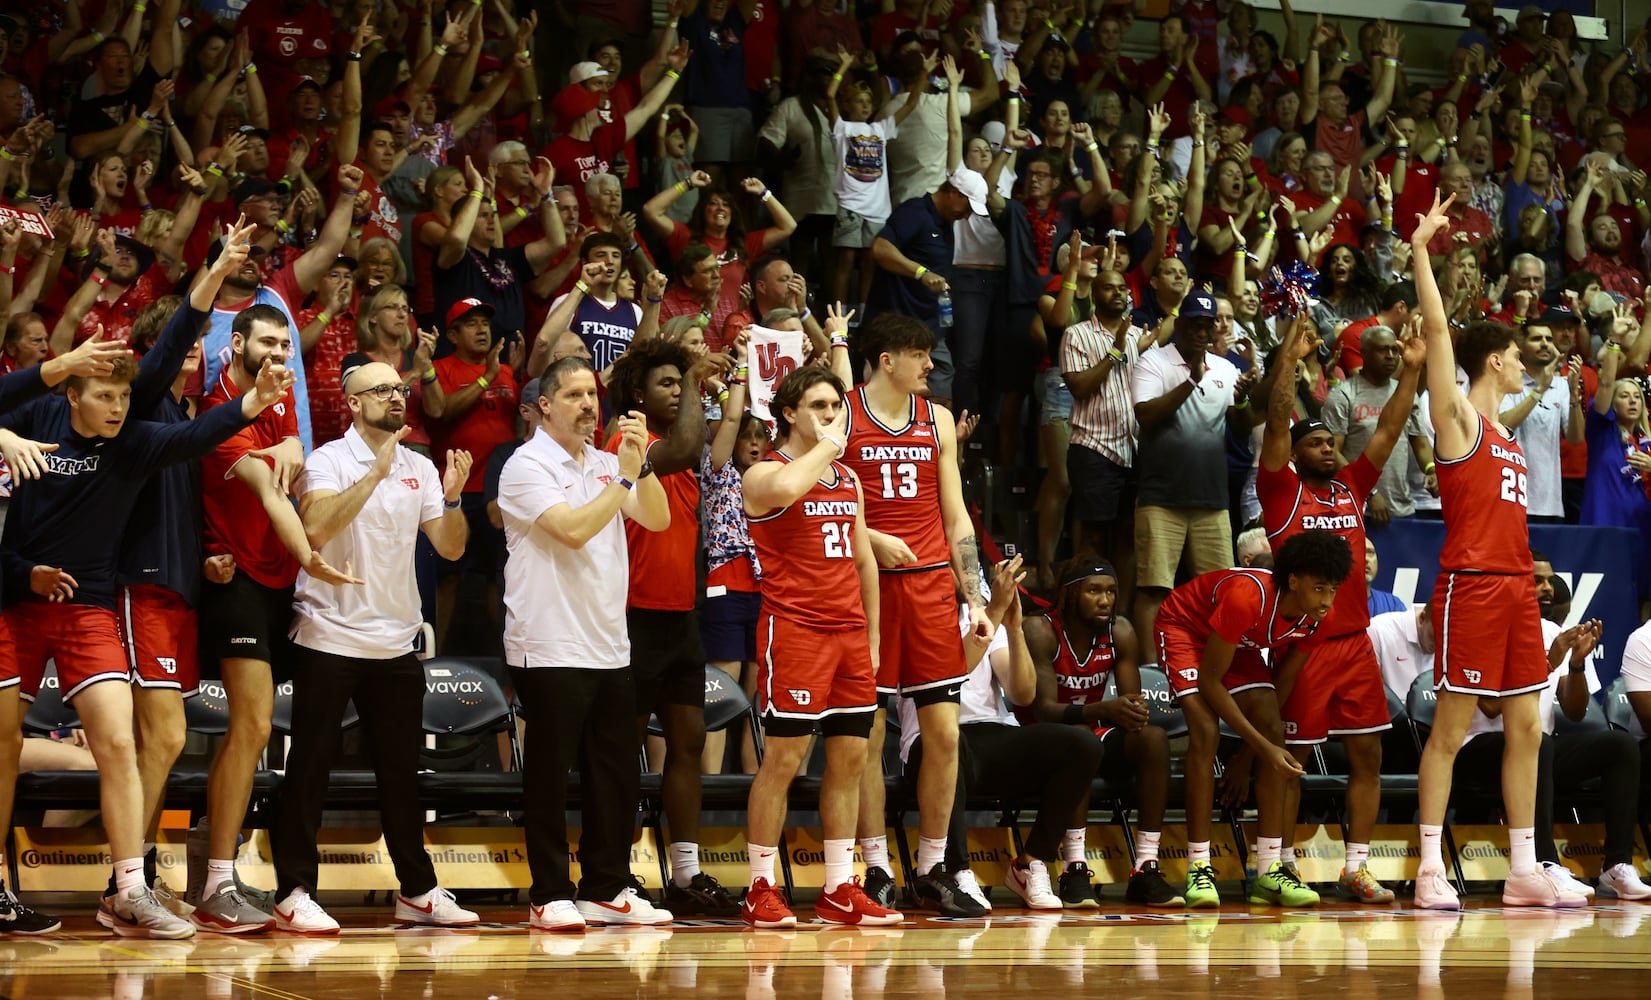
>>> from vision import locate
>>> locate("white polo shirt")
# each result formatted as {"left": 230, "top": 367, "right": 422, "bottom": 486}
{"left": 1500, "top": 371, "right": 1572, "bottom": 518}
{"left": 291, "top": 426, "right": 445, "bottom": 660}
{"left": 498, "top": 431, "right": 631, "bottom": 670}
{"left": 1614, "top": 620, "right": 1651, "bottom": 740}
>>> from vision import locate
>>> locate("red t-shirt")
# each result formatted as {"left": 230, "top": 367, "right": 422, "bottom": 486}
{"left": 239, "top": 0, "right": 333, "bottom": 129}
{"left": 200, "top": 367, "right": 302, "bottom": 589}
{"left": 1136, "top": 55, "right": 1198, "bottom": 138}
{"left": 605, "top": 431, "right": 700, "bottom": 611}
{"left": 542, "top": 127, "right": 623, "bottom": 219}
{"left": 432, "top": 357, "right": 519, "bottom": 493}
{"left": 1425, "top": 206, "right": 1496, "bottom": 259}
{"left": 298, "top": 304, "right": 358, "bottom": 447}
{"left": 596, "top": 75, "right": 643, "bottom": 191}
{"left": 353, "top": 166, "right": 403, "bottom": 247}
{"left": 76, "top": 266, "right": 172, "bottom": 347}
{"left": 1334, "top": 314, "right": 1382, "bottom": 375}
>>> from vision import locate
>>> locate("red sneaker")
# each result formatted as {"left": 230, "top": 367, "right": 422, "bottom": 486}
{"left": 741, "top": 878, "right": 797, "bottom": 929}
{"left": 817, "top": 877, "right": 904, "bottom": 926}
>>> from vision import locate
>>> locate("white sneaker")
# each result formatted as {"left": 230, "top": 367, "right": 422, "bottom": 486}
{"left": 395, "top": 887, "right": 479, "bottom": 927}
{"left": 953, "top": 869, "right": 992, "bottom": 913}
{"left": 529, "top": 899, "right": 587, "bottom": 932}
{"left": 575, "top": 885, "right": 674, "bottom": 926}
{"left": 110, "top": 887, "right": 197, "bottom": 939}
{"left": 273, "top": 888, "right": 341, "bottom": 935}
{"left": 1540, "top": 861, "right": 1596, "bottom": 899}
{"left": 1598, "top": 863, "right": 1651, "bottom": 901}
{"left": 1003, "top": 859, "right": 1063, "bottom": 910}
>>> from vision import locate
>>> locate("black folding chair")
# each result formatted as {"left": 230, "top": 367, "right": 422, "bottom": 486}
{"left": 21, "top": 661, "right": 79, "bottom": 735}
{"left": 1405, "top": 672, "right": 1468, "bottom": 893}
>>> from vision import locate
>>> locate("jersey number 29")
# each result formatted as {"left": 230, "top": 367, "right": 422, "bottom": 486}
{"left": 1499, "top": 467, "right": 1528, "bottom": 507}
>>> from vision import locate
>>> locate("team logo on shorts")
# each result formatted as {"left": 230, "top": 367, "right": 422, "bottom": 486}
{"left": 1179, "top": 668, "right": 1198, "bottom": 682}
{"left": 1283, "top": 720, "right": 1297, "bottom": 735}
{"left": 1463, "top": 669, "right": 1482, "bottom": 685}
{"left": 788, "top": 689, "right": 812, "bottom": 706}
{"left": 156, "top": 657, "right": 178, "bottom": 675}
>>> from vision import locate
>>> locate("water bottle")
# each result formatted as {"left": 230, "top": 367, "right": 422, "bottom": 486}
{"left": 937, "top": 289, "right": 954, "bottom": 329}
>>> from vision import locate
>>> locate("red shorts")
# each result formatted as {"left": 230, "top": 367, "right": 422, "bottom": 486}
{"left": 1278, "top": 631, "right": 1392, "bottom": 744}
{"left": 1433, "top": 572, "right": 1549, "bottom": 696}
{"left": 0, "top": 603, "right": 130, "bottom": 703}
{"left": 119, "top": 585, "right": 200, "bottom": 698}
{"left": 1158, "top": 626, "right": 1274, "bottom": 698}
{"left": 756, "top": 613, "right": 877, "bottom": 731}
{"left": 874, "top": 568, "right": 967, "bottom": 700}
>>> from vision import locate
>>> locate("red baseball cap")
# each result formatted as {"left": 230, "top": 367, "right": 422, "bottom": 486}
{"left": 445, "top": 297, "right": 496, "bottom": 328}
{"left": 550, "top": 82, "right": 603, "bottom": 127}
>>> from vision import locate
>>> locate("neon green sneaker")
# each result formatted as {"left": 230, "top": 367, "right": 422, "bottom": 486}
{"left": 1185, "top": 861, "right": 1221, "bottom": 909}
{"left": 1249, "top": 861, "right": 1321, "bottom": 907}
{"left": 1337, "top": 862, "right": 1396, "bottom": 903}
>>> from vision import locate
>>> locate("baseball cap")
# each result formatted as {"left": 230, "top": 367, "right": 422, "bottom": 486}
{"left": 1536, "top": 303, "right": 1580, "bottom": 326}
{"left": 947, "top": 166, "right": 989, "bottom": 216}
{"left": 446, "top": 297, "right": 496, "bottom": 328}
{"left": 550, "top": 82, "right": 603, "bottom": 126}
{"left": 521, "top": 377, "right": 542, "bottom": 404}
{"left": 1290, "top": 418, "right": 1330, "bottom": 446}
{"left": 1218, "top": 106, "right": 1251, "bottom": 130}
{"left": 100, "top": 233, "right": 155, "bottom": 277}
{"left": 292, "top": 75, "right": 323, "bottom": 93}
{"left": 374, "top": 93, "right": 411, "bottom": 118}
{"left": 1517, "top": 5, "right": 1545, "bottom": 22}
{"left": 569, "top": 61, "right": 611, "bottom": 85}
{"left": 1180, "top": 290, "right": 1218, "bottom": 319}
{"left": 477, "top": 53, "right": 504, "bottom": 75}
{"left": 979, "top": 120, "right": 1007, "bottom": 154}
{"left": 329, "top": 255, "right": 359, "bottom": 273}
{"left": 236, "top": 124, "right": 270, "bottom": 140}
{"left": 231, "top": 177, "right": 278, "bottom": 205}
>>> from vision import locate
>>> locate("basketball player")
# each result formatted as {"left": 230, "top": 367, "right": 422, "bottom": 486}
{"left": 830, "top": 313, "right": 990, "bottom": 917}
{"left": 1408, "top": 193, "right": 1582, "bottom": 910}
{"left": 1253, "top": 313, "right": 1425, "bottom": 904}
{"left": 1155, "top": 530, "right": 1353, "bottom": 908}
{"left": 1022, "top": 561, "right": 1182, "bottom": 908}
{"left": 739, "top": 367, "right": 901, "bottom": 929}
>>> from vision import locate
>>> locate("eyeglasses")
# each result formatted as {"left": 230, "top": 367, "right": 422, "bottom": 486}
{"left": 1601, "top": 131, "right": 1626, "bottom": 140}
{"left": 353, "top": 384, "right": 412, "bottom": 401}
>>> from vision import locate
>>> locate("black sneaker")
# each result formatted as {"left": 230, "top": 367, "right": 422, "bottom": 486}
{"left": 1125, "top": 861, "right": 1186, "bottom": 907}
{"left": 863, "top": 866, "right": 898, "bottom": 910}
{"left": 0, "top": 890, "right": 61, "bottom": 934}
{"left": 912, "top": 864, "right": 988, "bottom": 917}
{"left": 1058, "top": 861, "right": 1099, "bottom": 909}
{"left": 662, "top": 872, "right": 742, "bottom": 918}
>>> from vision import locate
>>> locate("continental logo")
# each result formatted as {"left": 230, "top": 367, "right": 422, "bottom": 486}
{"left": 19, "top": 848, "right": 115, "bottom": 866}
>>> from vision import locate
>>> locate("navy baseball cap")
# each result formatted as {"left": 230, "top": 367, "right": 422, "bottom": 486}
{"left": 1180, "top": 290, "right": 1218, "bottom": 320}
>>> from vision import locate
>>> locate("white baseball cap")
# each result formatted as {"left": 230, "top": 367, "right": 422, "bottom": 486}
{"left": 947, "top": 166, "right": 989, "bottom": 216}
{"left": 568, "top": 62, "right": 611, "bottom": 85}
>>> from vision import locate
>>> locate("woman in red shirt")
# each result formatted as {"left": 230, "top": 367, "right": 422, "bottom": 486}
{"left": 413, "top": 165, "right": 466, "bottom": 328}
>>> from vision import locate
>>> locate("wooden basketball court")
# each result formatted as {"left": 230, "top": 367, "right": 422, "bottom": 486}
{"left": 4, "top": 897, "right": 1648, "bottom": 1000}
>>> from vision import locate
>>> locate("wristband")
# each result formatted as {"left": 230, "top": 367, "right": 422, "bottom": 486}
{"left": 443, "top": 497, "right": 462, "bottom": 510}
{"left": 831, "top": 335, "right": 850, "bottom": 349}
{"left": 832, "top": 72, "right": 843, "bottom": 82}
{"left": 72, "top": 248, "right": 91, "bottom": 259}
{"left": 314, "top": 311, "right": 330, "bottom": 325}
{"left": 133, "top": 3, "right": 146, "bottom": 11}
{"left": 515, "top": 205, "right": 530, "bottom": 220}
{"left": 676, "top": 180, "right": 690, "bottom": 194}
{"left": 978, "top": 50, "right": 990, "bottom": 60}
{"left": 734, "top": 364, "right": 750, "bottom": 378}
{"left": 0, "top": 149, "right": 13, "bottom": 161}
{"left": 1062, "top": 281, "right": 1077, "bottom": 290}
{"left": 914, "top": 265, "right": 929, "bottom": 279}
{"left": 0, "top": 264, "right": 13, "bottom": 275}
{"left": 1606, "top": 342, "right": 1623, "bottom": 353}
{"left": 1423, "top": 462, "right": 1435, "bottom": 474}
{"left": 1329, "top": 194, "right": 1343, "bottom": 205}
{"left": 1262, "top": 229, "right": 1276, "bottom": 241}
{"left": 424, "top": 367, "right": 438, "bottom": 381}
{"left": 244, "top": 62, "right": 257, "bottom": 76}
{"left": 1191, "top": 140, "right": 1205, "bottom": 149}
{"left": 1336, "top": 51, "right": 1351, "bottom": 64}
{"left": 628, "top": 242, "right": 641, "bottom": 254}
{"left": 798, "top": 308, "right": 811, "bottom": 323}
{"left": 575, "top": 280, "right": 591, "bottom": 295}
{"left": 275, "top": 220, "right": 291, "bottom": 233}
{"left": 646, "top": 295, "right": 663, "bottom": 303}
{"left": 435, "top": 44, "right": 449, "bottom": 57}
{"left": 348, "top": 51, "right": 363, "bottom": 62}
{"left": 1107, "top": 348, "right": 1125, "bottom": 363}
{"left": 1168, "top": 308, "right": 1179, "bottom": 318}
{"left": 760, "top": 189, "right": 773, "bottom": 202}
{"left": 1086, "top": 142, "right": 1100, "bottom": 154}
{"left": 1062, "top": 703, "right": 1085, "bottom": 725}
{"left": 818, "top": 433, "right": 846, "bottom": 457}
{"left": 91, "top": 273, "right": 110, "bottom": 287}
{"left": 90, "top": 30, "right": 104, "bottom": 43}
{"left": 1164, "top": 67, "right": 1177, "bottom": 80}
{"left": 715, "top": 388, "right": 730, "bottom": 403}
{"left": 1233, "top": 244, "right": 1247, "bottom": 254}
{"left": 667, "top": 20, "right": 678, "bottom": 30}
{"left": 1455, "top": 73, "right": 1468, "bottom": 83}
{"left": 205, "top": 163, "right": 225, "bottom": 177}
{"left": 665, "top": 69, "right": 681, "bottom": 81}
{"left": 476, "top": 375, "right": 491, "bottom": 389}
{"left": 468, "top": 189, "right": 484, "bottom": 200}
{"left": 1234, "top": 397, "right": 1250, "bottom": 409}
{"left": 1383, "top": 57, "right": 1398, "bottom": 67}
{"left": 349, "top": 228, "right": 363, "bottom": 240}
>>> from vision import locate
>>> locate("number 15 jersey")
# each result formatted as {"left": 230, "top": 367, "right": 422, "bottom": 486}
{"left": 1437, "top": 414, "right": 1533, "bottom": 575}
{"left": 843, "top": 387, "right": 950, "bottom": 573}
{"left": 746, "top": 453, "right": 867, "bottom": 631}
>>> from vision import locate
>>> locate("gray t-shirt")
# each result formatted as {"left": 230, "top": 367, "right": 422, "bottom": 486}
{"left": 1321, "top": 375, "right": 1424, "bottom": 517}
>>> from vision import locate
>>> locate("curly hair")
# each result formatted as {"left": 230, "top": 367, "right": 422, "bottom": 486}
{"left": 607, "top": 338, "right": 692, "bottom": 415}
{"left": 1272, "top": 530, "right": 1354, "bottom": 588}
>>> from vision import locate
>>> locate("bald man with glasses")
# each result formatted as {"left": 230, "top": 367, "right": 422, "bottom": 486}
{"left": 267, "top": 361, "right": 477, "bottom": 933}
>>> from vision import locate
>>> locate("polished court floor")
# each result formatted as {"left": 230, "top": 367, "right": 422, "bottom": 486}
{"left": 4, "top": 896, "right": 1650, "bottom": 1000}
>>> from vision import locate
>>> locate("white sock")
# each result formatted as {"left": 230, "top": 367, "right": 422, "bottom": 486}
{"left": 1187, "top": 841, "right": 1211, "bottom": 865}
{"left": 1419, "top": 825, "right": 1444, "bottom": 870}
{"left": 1280, "top": 843, "right": 1297, "bottom": 868}
{"left": 205, "top": 858, "right": 236, "bottom": 896}
{"left": 1257, "top": 836, "right": 1282, "bottom": 869}
{"left": 917, "top": 836, "right": 946, "bottom": 875}
{"left": 748, "top": 843, "right": 777, "bottom": 886}
{"left": 114, "top": 857, "right": 146, "bottom": 895}
{"left": 1134, "top": 830, "right": 1161, "bottom": 870}
{"left": 1063, "top": 829, "right": 1086, "bottom": 864}
{"left": 1345, "top": 842, "right": 1371, "bottom": 875}
{"left": 823, "top": 838, "right": 855, "bottom": 893}
{"left": 1509, "top": 827, "right": 1537, "bottom": 876}
{"left": 670, "top": 842, "right": 701, "bottom": 887}
{"left": 859, "top": 835, "right": 890, "bottom": 874}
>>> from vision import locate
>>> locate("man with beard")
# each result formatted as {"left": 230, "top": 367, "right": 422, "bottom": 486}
{"left": 1500, "top": 314, "right": 1583, "bottom": 523}
{"left": 62, "top": 192, "right": 203, "bottom": 349}
{"left": 1567, "top": 159, "right": 1646, "bottom": 300}
{"left": 498, "top": 358, "right": 672, "bottom": 931}
{"left": 198, "top": 163, "right": 365, "bottom": 454}
{"left": 602, "top": 340, "right": 740, "bottom": 916}
{"left": 192, "top": 304, "right": 359, "bottom": 931}
{"left": 1255, "top": 314, "right": 1424, "bottom": 906}
{"left": 1130, "top": 290, "right": 1261, "bottom": 648}
{"left": 1322, "top": 324, "right": 1434, "bottom": 526}
{"left": 267, "top": 360, "right": 477, "bottom": 932}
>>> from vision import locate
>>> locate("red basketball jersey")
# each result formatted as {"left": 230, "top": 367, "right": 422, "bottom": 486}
{"left": 1025, "top": 612, "right": 1117, "bottom": 737}
{"left": 1155, "top": 568, "right": 1321, "bottom": 652}
{"left": 746, "top": 453, "right": 867, "bottom": 631}
{"left": 1256, "top": 454, "right": 1380, "bottom": 637}
{"left": 1436, "top": 415, "right": 1533, "bottom": 575}
{"left": 843, "top": 387, "right": 950, "bottom": 572}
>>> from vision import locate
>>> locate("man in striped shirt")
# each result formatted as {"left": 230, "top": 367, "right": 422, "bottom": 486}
{"left": 1060, "top": 269, "right": 1151, "bottom": 590}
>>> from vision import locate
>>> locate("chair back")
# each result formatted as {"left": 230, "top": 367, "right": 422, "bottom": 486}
{"left": 22, "top": 661, "right": 80, "bottom": 734}
{"left": 421, "top": 658, "right": 515, "bottom": 736}
{"left": 1603, "top": 677, "right": 1638, "bottom": 733}
{"left": 1552, "top": 693, "right": 1609, "bottom": 736}
{"left": 185, "top": 679, "right": 233, "bottom": 735}
{"left": 271, "top": 678, "right": 359, "bottom": 734}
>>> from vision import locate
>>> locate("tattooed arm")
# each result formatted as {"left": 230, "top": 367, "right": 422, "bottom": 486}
{"left": 936, "top": 404, "right": 991, "bottom": 641}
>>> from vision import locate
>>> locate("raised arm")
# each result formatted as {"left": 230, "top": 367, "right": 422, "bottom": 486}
{"left": 438, "top": 157, "right": 486, "bottom": 270}
{"left": 1411, "top": 192, "right": 1473, "bottom": 452}
{"left": 1261, "top": 313, "right": 1316, "bottom": 472}
{"left": 1362, "top": 318, "right": 1426, "bottom": 469}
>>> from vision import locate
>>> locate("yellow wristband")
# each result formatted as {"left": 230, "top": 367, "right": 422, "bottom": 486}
{"left": 315, "top": 311, "right": 330, "bottom": 326}
{"left": 914, "top": 265, "right": 928, "bottom": 279}
{"left": 575, "top": 280, "right": 591, "bottom": 295}
{"left": 476, "top": 375, "right": 491, "bottom": 389}
{"left": 665, "top": 69, "right": 681, "bottom": 81}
